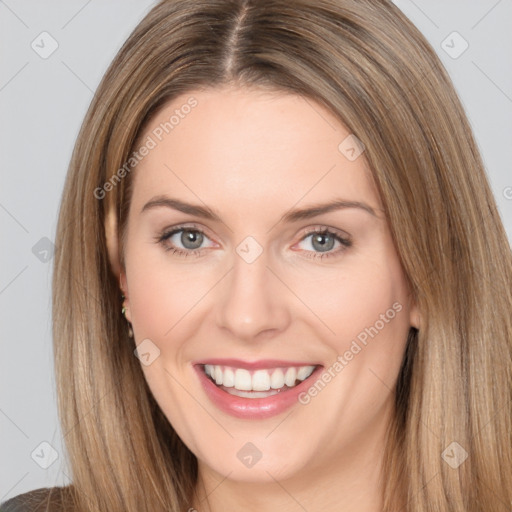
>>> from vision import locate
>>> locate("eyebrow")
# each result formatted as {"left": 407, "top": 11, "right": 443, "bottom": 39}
{"left": 140, "top": 195, "right": 378, "bottom": 222}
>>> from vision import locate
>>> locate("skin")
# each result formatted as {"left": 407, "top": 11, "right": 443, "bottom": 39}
{"left": 114, "top": 85, "right": 420, "bottom": 512}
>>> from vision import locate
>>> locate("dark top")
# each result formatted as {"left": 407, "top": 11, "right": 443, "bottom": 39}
{"left": 0, "top": 487, "right": 73, "bottom": 512}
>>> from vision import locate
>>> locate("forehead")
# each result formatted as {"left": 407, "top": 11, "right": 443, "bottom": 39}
{"left": 129, "top": 86, "right": 380, "bottom": 217}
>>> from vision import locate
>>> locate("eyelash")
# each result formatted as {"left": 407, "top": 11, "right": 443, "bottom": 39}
{"left": 155, "top": 224, "right": 352, "bottom": 260}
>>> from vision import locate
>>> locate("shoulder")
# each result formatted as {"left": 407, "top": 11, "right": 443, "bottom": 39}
{"left": 0, "top": 486, "right": 74, "bottom": 512}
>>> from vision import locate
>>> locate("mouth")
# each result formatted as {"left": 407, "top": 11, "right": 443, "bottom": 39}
{"left": 194, "top": 359, "right": 322, "bottom": 419}
{"left": 203, "top": 363, "right": 316, "bottom": 398}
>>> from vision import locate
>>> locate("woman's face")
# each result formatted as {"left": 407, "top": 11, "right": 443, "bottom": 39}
{"left": 119, "top": 86, "right": 419, "bottom": 484}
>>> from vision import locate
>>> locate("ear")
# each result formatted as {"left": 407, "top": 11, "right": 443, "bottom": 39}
{"left": 105, "top": 204, "right": 123, "bottom": 286}
{"left": 105, "top": 203, "right": 132, "bottom": 323}
{"left": 409, "top": 297, "right": 421, "bottom": 330}
{"left": 120, "top": 270, "right": 132, "bottom": 323}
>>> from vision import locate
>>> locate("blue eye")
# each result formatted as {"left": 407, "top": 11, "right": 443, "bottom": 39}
{"left": 157, "top": 226, "right": 214, "bottom": 257}
{"left": 156, "top": 225, "right": 352, "bottom": 259}
{"left": 294, "top": 228, "right": 352, "bottom": 260}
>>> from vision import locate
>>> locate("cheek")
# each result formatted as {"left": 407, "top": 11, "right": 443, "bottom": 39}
{"left": 293, "top": 258, "right": 410, "bottom": 351}
{"left": 292, "top": 260, "right": 411, "bottom": 444}
{"left": 125, "top": 241, "right": 216, "bottom": 342}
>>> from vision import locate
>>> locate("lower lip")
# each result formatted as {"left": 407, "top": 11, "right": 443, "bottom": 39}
{"left": 194, "top": 365, "right": 322, "bottom": 419}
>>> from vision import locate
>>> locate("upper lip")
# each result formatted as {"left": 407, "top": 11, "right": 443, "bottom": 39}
{"left": 193, "top": 358, "right": 321, "bottom": 370}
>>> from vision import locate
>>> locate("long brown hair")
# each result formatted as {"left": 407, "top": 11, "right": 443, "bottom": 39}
{"left": 52, "top": 0, "right": 512, "bottom": 510}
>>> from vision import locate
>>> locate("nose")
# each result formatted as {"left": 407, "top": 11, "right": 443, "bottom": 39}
{"left": 215, "top": 244, "right": 291, "bottom": 342}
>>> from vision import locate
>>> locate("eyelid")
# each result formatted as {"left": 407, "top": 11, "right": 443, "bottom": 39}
{"left": 159, "top": 222, "right": 216, "bottom": 241}
{"left": 290, "top": 225, "right": 352, "bottom": 259}
{"left": 158, "top": 222, "right": 351, "bottom": 242}
{"left": 156, "top": 222, "right": 218, "bottom": 249}
{"left": 156, "top": 222, "right": 352, "bottom": 258}
{"left": 294, "top": 224, "right": 351, "bottom": 243}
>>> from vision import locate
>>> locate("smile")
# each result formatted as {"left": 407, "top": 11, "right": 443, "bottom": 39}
{"left": 194, "top": 359, "right": 322, "bottom": 419}
{"left": 203, "top": 364, "right": 316, "bottom": 397}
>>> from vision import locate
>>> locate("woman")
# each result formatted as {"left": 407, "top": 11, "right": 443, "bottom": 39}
{"left": 3, "top": 0, "right": 511, "bottom": 510}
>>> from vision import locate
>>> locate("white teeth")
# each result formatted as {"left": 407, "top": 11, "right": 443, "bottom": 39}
{"left": 297, "top": 365, "right": 315, "bottom": 380}
{"left": 270, "top": 368, "right": 285, "bottom": 389}
{"left": 203, "top": 364, "right": 316, "bottom": 392}
{"left": 214, "top": 366, "right": 223, "bottom": 385}
{"left": 252, "top": 370, "right": 271, "bottom": 391}
{"left": 234, "top": 369, "right": 252, "bottom": 391}
{"left": 223, "top": 367, "right": 235, "bottom": 388}
{"left": 284, "top": 367, "right": 297, "bottom": 387}
{"left": 226, "top": 389, "right": 280, "bottom": 398}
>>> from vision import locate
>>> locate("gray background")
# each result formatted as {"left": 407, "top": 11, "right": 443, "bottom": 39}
{"left": 1, "top": 0, "right": 511, "bottom": 501}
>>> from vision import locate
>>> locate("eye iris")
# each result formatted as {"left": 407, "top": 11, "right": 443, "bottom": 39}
{"left": 312, "top": 232, "right": 334, "bottom": 252}
{"left": 181, "top": 230, "right": 203, "bottom": 250}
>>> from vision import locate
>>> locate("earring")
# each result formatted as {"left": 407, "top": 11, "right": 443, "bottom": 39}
{"left": 121, "top": 294, "right": 134, "bottom": 338}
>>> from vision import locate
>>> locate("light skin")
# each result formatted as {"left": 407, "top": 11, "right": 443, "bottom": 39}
{"left": 112, "top": 85, "right": 420, "bottom": 512}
